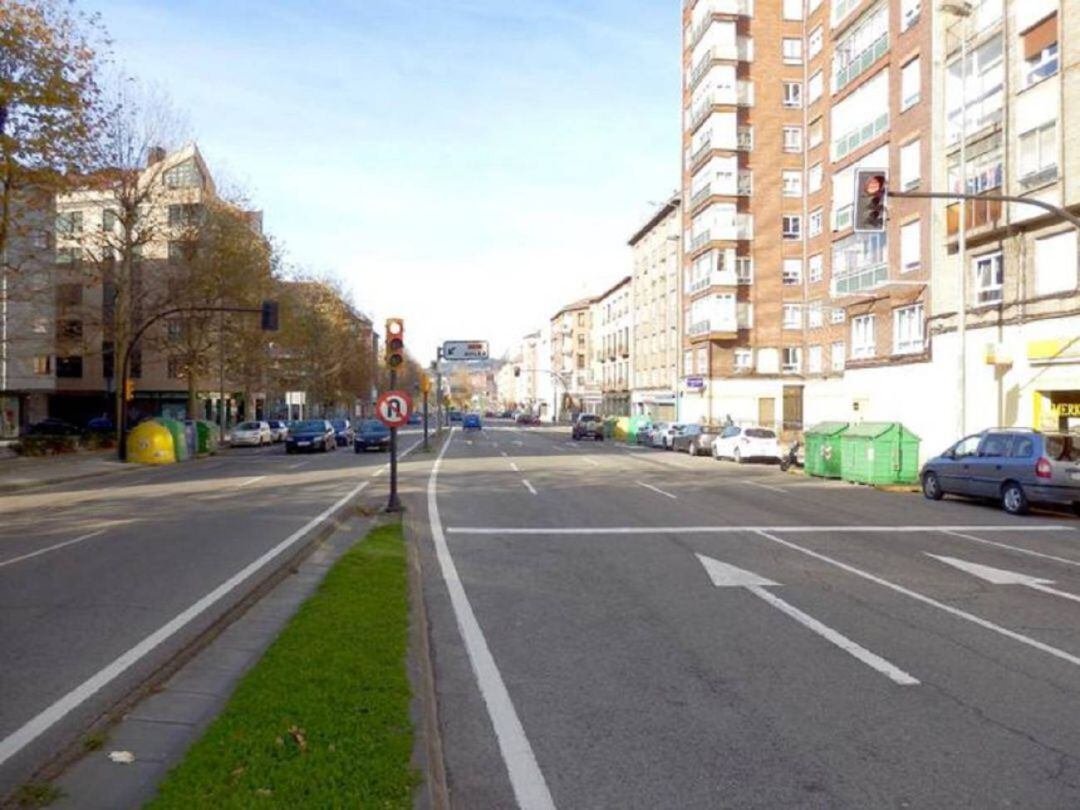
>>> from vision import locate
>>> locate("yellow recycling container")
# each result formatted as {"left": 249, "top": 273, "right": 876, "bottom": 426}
{"left": 126, "top": 420, "right": 177, "bottom": 465}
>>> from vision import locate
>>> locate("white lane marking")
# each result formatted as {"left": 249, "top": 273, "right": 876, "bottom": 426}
{"left": 510, "top": 462, "right": 520, "bottom": 473}
{"left": 581, "top": 458, "right": 600, "bottom": 467}
{"left": 522, "top": 479, "right": 538, "bottom": 495}
{"left": 928, "top": 554, "right": 1080, "bottom": 606}
{"left": 236, "top": 476, "right": 266, "bottom": 488}
{"left": 445, "top": 525, "right": 1073, "bottom": 536}
{"left": 753, "top": 530, "right": 1080, "bottom": 671}
{"left": 0, "top": 480, "right": 371, "bottom": 769}
{"left": 0, "top": 530, "right": 107, "bottom": 570}
{"left": 943, "top": 530, "right": 1080, "bottom": 570}
{"left": 500, "top": 451, "right": 509, "bottom": 458}
{"left": 751, "top": 585, "right": 919, "bottom": 686}
{"left": 743, "top": 479, "right": 787, "bottom": 494}
{"left": 636, "top": 481, "right": 677, "bottom": 500}
{"left": 287, "top": 461, "right": 310, "bottom": 470}
{"left": 427, "top": 430, "right": 555, "bottom": 809}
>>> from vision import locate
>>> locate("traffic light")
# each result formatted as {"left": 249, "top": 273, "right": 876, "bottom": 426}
{"left": 260, "top": 300, "right": 279, "bottom": 331}
{"left": 124, "top": 378, "right": 135, "bottom": 402}
{"left": 854, "top": 169, "right": 888, "bottom": 232}
{"left": 385, "top": 318, "right": 404, "bottom": 369}
{"left": 514, "top": 366, "right": 521, "bottom": 377}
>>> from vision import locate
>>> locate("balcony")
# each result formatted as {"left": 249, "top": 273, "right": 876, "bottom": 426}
{"left": 831, "top": 262, "right": 888, "bottom": 297}
{"left": 946, "top": 190, "right": 1003, "bottom": 236}
{"left": 832, "top": 113, "right": 889, "bottom": 162}
{"left": 688, "top": 0, "right": 754, "bottom": 49}
{"left": 833, "top": 32, "right": 888, "bottom": 94}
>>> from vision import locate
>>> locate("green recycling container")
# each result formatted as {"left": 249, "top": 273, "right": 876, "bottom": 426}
{"left": 156, "top": 418, "right": 191, "bottom": 462}
{"left": 628, "top": 416, "right": 651, "bottom": 444}
{"left": 840, "top": 422, "right": 920, "bottom": 485}
{"left": 804, "top": 422, "right": 849, "bottom": 478}
{"left": 192, "top": 420, "right": 220, "bottom": 455}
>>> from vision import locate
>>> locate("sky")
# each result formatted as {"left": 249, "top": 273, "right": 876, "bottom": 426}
{"left": 90, "top": 0, "right": 681, "bottom": 364}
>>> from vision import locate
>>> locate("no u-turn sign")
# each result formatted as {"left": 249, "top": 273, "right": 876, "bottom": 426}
{"left": 376, "top": 390, "right": 413, "bottom": 428}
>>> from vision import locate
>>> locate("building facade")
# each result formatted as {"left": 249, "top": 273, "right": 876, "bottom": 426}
{"left": 594, "top": 276, "right": 633, "bottom": 416}
{"left": 550, "top": 297, "right": 599, "bottom": 417}
{"left": 629, "top": 196, "right": 682, "bottom": 421}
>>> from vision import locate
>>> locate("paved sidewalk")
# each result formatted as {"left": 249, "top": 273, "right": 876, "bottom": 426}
{"left": 0, "top": 450, "right": 132, "bottom": 494}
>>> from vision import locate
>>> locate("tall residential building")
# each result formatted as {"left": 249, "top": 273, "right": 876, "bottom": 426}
{"left": 550, "top": 297, "right": 599, "bottom": 417}
{"left": 594, "top": 276, "right": 633, "bottom": 416}
{"left": 629, "top": 196, "right": 681, "bottom": 421}
{"left": 681, "top": 0, "right": 1080, "bottom": 455}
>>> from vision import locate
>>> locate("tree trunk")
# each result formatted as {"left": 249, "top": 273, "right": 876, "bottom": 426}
{"left": 187, "top": 372, "right": 198, "bottom": 421}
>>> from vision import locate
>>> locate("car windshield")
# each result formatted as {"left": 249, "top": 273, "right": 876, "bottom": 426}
{"left": 746, "top": 428, "right": 776, "bottom": 439}
{"left": 1045, "top": 434, "right": 1080, "bottom": 462}
{"left": 579, "top": 415, "right": 599, "bottom": 423}
{"left": 361, "top": 421, "right": 388, "bottom": 432}
{"left": 293, "top": 420, "right": 326, "bottom": 432}
{"left": 331, "top": 420, "right": 347, "bottom": 429}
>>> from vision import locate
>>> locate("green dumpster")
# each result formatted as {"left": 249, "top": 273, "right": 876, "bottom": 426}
{"left": 840, "top": 422, "right": 920, "bottom": 485}
{"left": 192, "top": 420, "right": 220, "bottom": 456}
{"left": 603, "top": 417, "right": 617, "bottom": 438}
{"left": 804, "top": 422, "right": 849, "bottom": 478}
{"left": 628, "top": 416, "right": 651, "bottom": 444}
{"left": 157, "top": 418, "right": 191, "bottom": 462}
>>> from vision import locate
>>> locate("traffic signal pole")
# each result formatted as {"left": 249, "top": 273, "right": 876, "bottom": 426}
{"left": 386, "top": 364, "right": 401, "bottom": 513}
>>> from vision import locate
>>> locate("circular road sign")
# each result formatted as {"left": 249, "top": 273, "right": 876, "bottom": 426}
{"left": 376, "top": 390, "right": 413, "bottom": 428}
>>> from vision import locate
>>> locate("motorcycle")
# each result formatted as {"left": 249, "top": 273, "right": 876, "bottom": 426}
{"left": 780, "top": 440, "right": 803, "bottom": 472}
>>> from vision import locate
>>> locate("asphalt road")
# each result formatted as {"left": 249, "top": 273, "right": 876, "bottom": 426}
{"left": 411, "top": 424, "right": 1080, "bottom": 809}
{"left": 0, "top": 432, "right": 426, "bottom": 798}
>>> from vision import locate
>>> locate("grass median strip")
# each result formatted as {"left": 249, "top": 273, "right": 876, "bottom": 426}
{"left": 147, "top": 522, "right": 416, "bottom": 808}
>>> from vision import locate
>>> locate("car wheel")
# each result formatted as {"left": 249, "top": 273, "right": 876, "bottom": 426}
{"left": 734, "top": 448, "right": 744, "bottom": 464}
{"left": 1001, "top": 482, "right": 1029, "bottom": 515}
{"left": 922, "top": 472, "right": 944, "bottom": 501}
{"left": 596, "top": 435, "right": 603, "bottom": 442}
{"left": 286, "top": 447, "right": 294, "bottom": 455}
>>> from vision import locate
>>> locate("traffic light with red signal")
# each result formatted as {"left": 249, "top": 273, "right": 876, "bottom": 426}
{"left": 385, "top": 318, "right": 405, "bottom": 369}
{"left": 854, "top": 169, "right": 888, "bottom": 232}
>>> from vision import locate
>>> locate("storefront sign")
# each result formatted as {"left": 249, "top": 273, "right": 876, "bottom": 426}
{"left": 1051, "top": 403, "right": 1080, "bottom": 418}
{"left": 1028, "top": 339, "right": 1080, "bottom": 364}
{"left": 685, "top": 376, "right": 705, "bottom": 390}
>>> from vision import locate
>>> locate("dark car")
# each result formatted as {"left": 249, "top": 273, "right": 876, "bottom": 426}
{"left": 449, "top": 410, "right": 463, "bottom": 423}
{"left": 86, "top": 416, "right": 114, "bottom": 433}
{"left": 407, "top": 412, "right": 422, "bottom": 426}
{"left": 463, "top": 413, "right": 482, "bottom": 431}
{"left": 572, "top": 414, "right": 603, "bottom": 441}
{"left": 672, "top": 424, "right": 720, "bottom": 456}
{"left": 285, "top": 419, "right": 336, "bottom": 454}
{"left": 354, "top": 419, "right": 391, "bottom": 452}
{"left": 921, "top": 429, "right": 1080, "bottom": 515}
{"left": 516, "top": 413, "right": 540, "bottom": 426}
{"left": 25, "top": 417, "right": 82, "bottom": 436}
{"left": 330, "top": 418, "right": 354, "bottom": 446}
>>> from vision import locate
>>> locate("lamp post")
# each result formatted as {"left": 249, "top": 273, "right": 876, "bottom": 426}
{"left": 667, "top": 233, "right": 683, "bottom": 422}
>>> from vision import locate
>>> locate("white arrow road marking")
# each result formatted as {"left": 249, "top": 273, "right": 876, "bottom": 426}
{"left": 929, "top": 554, "right": 1080, "bottom": 605}
{"left": 696, "top": 554, "right": 918, "bottom": 686}
{"left": 426, "top": 432, "right": 554, "bottom": 809}
{"left": 942, "top": 530, "right": 1080, "bottom": 570}
{"left": 637, "top": 481, "right": 677, "bottom": 500}
{"left": 522, "top": 480, "right": 538, "bottom": 495}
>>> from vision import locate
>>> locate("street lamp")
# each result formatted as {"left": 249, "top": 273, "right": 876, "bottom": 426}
{"left": 667, "top": 233, "right": 682, "bottom": 422}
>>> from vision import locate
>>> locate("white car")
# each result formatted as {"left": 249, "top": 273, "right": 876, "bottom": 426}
{"left": 230, "top": 420, "right": 272, "bottom": 447}
{"left": 266, "top": 420, "right": 289, "bottom": 442}
{"left": 712, "top": 425, "right": 781, "bottom": 464}
{"left": 648, "top": 422, "right": 671, "bottom": 448}
{"left": 658, "top": 422, "right": 688, "bottom": 450}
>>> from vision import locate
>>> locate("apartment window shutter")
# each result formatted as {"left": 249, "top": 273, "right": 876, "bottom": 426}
{"left": 1023, "top": 14, "right": 1057, "bottom": 61}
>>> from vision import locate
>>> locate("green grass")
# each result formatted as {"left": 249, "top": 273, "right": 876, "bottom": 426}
{"left": 13, "top": 782, "right": 64, "bottom": 808}
{"left": 147, "top": 523, "right": 417, "bottom": 808}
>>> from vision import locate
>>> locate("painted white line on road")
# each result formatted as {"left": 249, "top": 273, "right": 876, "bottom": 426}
{"left": 427, "top": 430, "right": 555, "bottom": 810}
{"left": 236, "top": 476, "right": 266, "bottom": 489}
{"left": 942, "top": 530, "right": 1080, "bottom": 570}
{"left": 287, "top": 461, "right": 310, "bottom": 470}
{"left": 0, "top": 530, "right": 107, "bottom": 570}
{"left": 581, "top": 458, "right": 600, "bottom": 467}
{"left": 523, "top": 479, "right": 538, "bottom": 495}
{"left": 743, "top": 480, "right": 787, "bottom": 494}
{"left": 445, "top": 525, "right": 1074, "bottom": 536}
{"left": 753, "top": 530, "right": 1080, "bottom": 671}
{"left": 636, "top": 481, "right": 677, "bottom": 500}
{"left": 510, "top": 462, "right": 520, "bottom": 473}
{"left": 0, "top": 479, "right": 372, "bottom": 769}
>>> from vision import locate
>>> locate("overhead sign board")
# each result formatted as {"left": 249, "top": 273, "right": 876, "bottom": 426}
{"left": 443, "top": 341, "right": 489, "bottom": 361}
{"left": 376, "top": 390, "right": 413, "bottom": 429}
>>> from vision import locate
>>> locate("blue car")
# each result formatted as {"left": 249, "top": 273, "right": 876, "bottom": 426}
{"left": 354, "top": 419, "right": 391, "bottom": 453}
{"left": 462, "top": 413, "right": 482, "bottom": 431}
{"left": 407, "top": 412, "right": 422, "bottom": 426}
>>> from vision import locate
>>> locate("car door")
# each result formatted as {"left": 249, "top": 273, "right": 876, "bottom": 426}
{"left": 968, "top": 432, "right": 1013, "bottom": 497}
{"left": 937, "top": 434, "right": 983, "bottom": 495}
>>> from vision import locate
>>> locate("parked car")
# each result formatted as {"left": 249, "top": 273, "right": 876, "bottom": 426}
{"left": 449, "top": 410, "right": 463, "bottom": 423}
{"left": 285, "top": 420, "right": 336, "bottom": 454}
{"left": 921, "top": 429, "right": 1080, "bottom": 516}
{"left": 330, "top": 418, "right": 354, "bottom": 447}
{"left": 231, "top": 420, "right": 272, "bottom": 447}
{"left": 463, "top": 413, "right": 482, "bottom": 431}
{"left": 85, "top": 416, "right": 114, "bottom": 433}
{"left": 24, "top": 418, "right": 82, "bottom": 437}
{"left": 266, "top": 420, "right": 289, "bottom": 442}
{"left": 354, "top": 419, "right": 391, "bottom": 452}
{"left": 634, "top": 421, "right": 654, "bottom": 445}
{"left": 654, "top": 422, "right": 685, "bottom": 450}
{"left": 673, "top": 424, "right": 721, "bottom": 456}
{"left": 516, "top": 413, "right": 540, "bottom": 426}
{"left": 647, "top": 421, "right": 670, "bottom": 448}
{"left": 407, "top": 412, "right": 422, "bottom": 426}
{"left": 572, "top": 413, "right": 603, "bottom": 441}
{"left": 712, "top": 425, "right": 781, "bottom": 464}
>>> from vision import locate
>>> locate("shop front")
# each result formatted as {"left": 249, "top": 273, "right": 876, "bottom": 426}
{"left": 1028, "top": 338, "right": 1080, "bottom": 433}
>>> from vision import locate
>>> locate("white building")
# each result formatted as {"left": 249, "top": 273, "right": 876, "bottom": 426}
{"left": 594, "top": 276, "right": 633, "bottom": 416}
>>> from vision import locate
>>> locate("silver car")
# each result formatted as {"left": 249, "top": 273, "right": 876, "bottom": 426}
{"left": 230, "top": 421, "right": 272, "bottom": 447}
{"left": 920, "top": 429, "right": 1080, "bottom": 515}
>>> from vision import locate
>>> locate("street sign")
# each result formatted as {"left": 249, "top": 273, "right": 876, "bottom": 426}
{"left": 376, "top": 390, "right": 413, "bottom": 428}
{"left": 442, "top": 340, "right": 489, "bottom": 361}
{"left": 686, "top": 376, "right": 705, "bottom": 390}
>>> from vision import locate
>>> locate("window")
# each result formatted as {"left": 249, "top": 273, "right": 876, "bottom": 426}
{"left": 901, "top": 0, "right": 920, "bottom": 31}
{"left": 783, "top": 81, "right": 802, "bottom": 108}
{"left": 103, "top": 209, "right": 119, "bottom": 232}
{"left": 946, "top": 35, "right": 1003, "bottom": 144}
{"left": 163, "top": 160, "right": 201, "bottom": 189}
{"left": 783, "top": 304, "right": 803, "bottom": 329}
{"left": 808, "top": 208, "right": 823, "bottom": 237}
{"left": 34, "top": 356, "right": 52, "bottom": 376}
{"left": 1018, "top": 121, "right": 1057, "bottom": 183}
{"left": 808, "top": 254, "right": 823, "bottom": 282}
{"left": 783, "top": 126, "right": 803, "bottom": 153}
{"left": 577, "top": 333, "right": 585, "bottom": 347}
{"left": 808, "top": 301, "right": 824, "bottom": 328}
{"left": 782, "top": 170, "right": 802, "bottom": 196}
{"left": 832, "top": 230, "right": 888, "bottom": 294}
{"left": 782, "top": 347, "right": 802, "bottom": 374}
{"left": 808, "top": 163, "right": 822, "bottom": 193}
{"left": 56, "top": 319, "right": 82, "bottom": 341}
{"left": 55, "top": 211, "right": 83, "bottom": 235}
{"left": 1026, "top": 42, "right": 1059, "bottom": 88}
{"left": 851, "top": 315, "right": 875, "bottom": 358}
{"left": 102, "top": 341, "right": 114, "bottom": 379}
{"left": 168, "top": 204, "right": 201, "bottom": 228}
{"left": 783, "top": 38, "right": 803, "bottom": 64}
{"left": 57, "top": 283, "right": 82, "bottom": 307}
{"left": 782, "top": 215, "right": 801, "bottom": 240}
{"left": 735, "top": 256, "right": 753, "bottom": 284}
{"left": 900, "top": 139, "right": 921, "bottom": 190}
{"left": 831, "top": 68, "right": 890, "bottom": 161}
{"left": 1024, "top": 15, "right": 1058, "bottom": 87}
{"left": 901, "top": 58, "right": 921, "bottom": 110}
{"left": 808, "top": 118, "right": 823, "bottom": 149}
{"left": 807, "top": 71, "right": 823, "bottom": 105}
{"left": 683, "top": 350, "right": 693, "bottom": 374}
{"left": 167, "top": 357, "right": 183, "bottom": 379}
{"left": 831, "top": 341, "right": 846, "bottom": 371}
{"left": 893, "top": 304, "right": 924, "bottom": 354}
{"left": 832, "top": 4, "right": 889, "bottom": 93}
{"left": 808, "top": 27, "right": 823, "bottom": 60}
{"left": 901, "top": 220, "right": 921, "bottom": 273}
{"left": 783, "top": 0, "right": 802, "bottom": 20}
{"left": 737, "top": 125, "right": 754, "bottom": 151}
{"left": 55, "top": 356, "right": 83, "bottom": 379}
{"left": 782, "top": 259, "right": 802, "bottom": 285}
{"left": 576, "top": 353, "right": 586, "bottom": 369}
{"left": 577, "top": 312, "right": 585, "bottom": 327}
{"left": 832, "top": 0, "right": 861, "bottom": 27}
{"left": 1034, "top": 230, "right": 1078, "bottom": 296}
{"left": 973, "top": 252, "right": 1003, "bottom": 304}
{"left": 734, "top": 348, "right": 753, "bottom": 371}
{"left": 831, "top": 306, "right": 846, "bottom": 324}
{"left": 808, "top": 345, "right": 823, "bottom": 373}
{"left": 55, "top": 247, "right": 80, "bottom": 266}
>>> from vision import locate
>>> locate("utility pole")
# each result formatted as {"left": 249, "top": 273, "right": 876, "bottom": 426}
{"left": 435, "top": 346, "right": 444, "bottom": 430}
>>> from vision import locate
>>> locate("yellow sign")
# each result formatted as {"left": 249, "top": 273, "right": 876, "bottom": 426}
{"left": 1028, "top": 339, "right": 1080, "bottom": 363}
{"left": 1051, "top": 403, "right": 1080, "bottom": 417}
{"left": 420, "top": 376, "right": 431, "bottom": 394}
